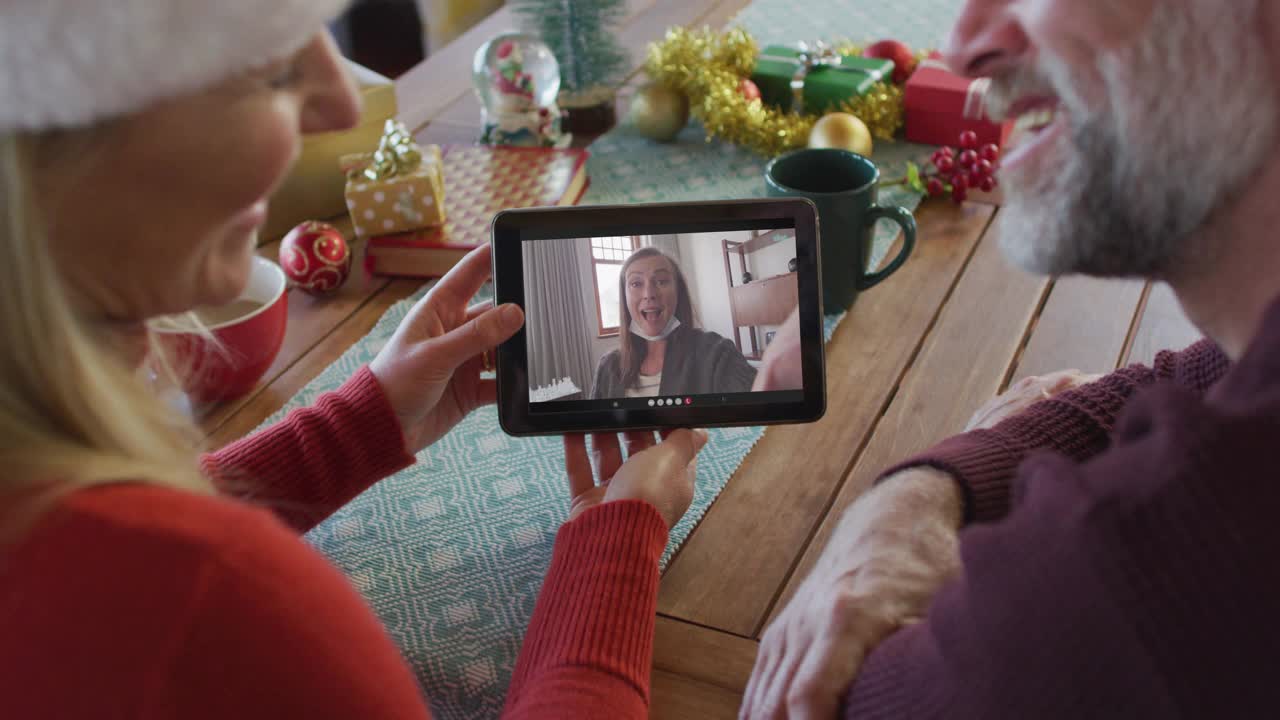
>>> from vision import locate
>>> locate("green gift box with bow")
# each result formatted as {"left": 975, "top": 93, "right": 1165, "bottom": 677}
{"left": 751, "top": 45, "right": 895, "bottom": 115}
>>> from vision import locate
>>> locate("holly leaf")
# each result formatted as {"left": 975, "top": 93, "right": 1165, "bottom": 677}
{"left": 905, "top": 162, "right": 927, "bottom": 195}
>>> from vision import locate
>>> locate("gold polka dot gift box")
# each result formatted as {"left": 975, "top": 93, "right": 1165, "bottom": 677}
{"left": 340, "top": 121, "right": 447, "bottom": 239}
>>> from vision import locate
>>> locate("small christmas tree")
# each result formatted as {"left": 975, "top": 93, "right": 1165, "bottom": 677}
{"left": 513, "top": 0, "right": 628, "bottom": 106}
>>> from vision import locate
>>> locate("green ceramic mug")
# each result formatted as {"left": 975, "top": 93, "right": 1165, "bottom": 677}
{"left": 766, "top": 149, "right": 917, "bottom": 313}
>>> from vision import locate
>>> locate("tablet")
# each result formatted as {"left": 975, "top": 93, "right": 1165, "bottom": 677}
{"left": 492, "top": 198, "right": 826, "bottom": 436}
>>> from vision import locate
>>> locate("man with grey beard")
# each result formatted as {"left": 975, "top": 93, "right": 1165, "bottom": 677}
{"left": 741, "top": 0, "right": 1280, "bottom": 718}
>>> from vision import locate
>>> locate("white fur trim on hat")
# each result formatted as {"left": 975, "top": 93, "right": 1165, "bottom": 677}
{"left": 0, "top": 0, "right": 352, "bottom": 133}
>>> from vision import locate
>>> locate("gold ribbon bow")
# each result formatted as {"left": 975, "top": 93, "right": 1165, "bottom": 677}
{"left": 762, "top": 42, "right": 889, "bottom": 115}
{"left": 355, "top": 119, "right": 423, "bottom": 182}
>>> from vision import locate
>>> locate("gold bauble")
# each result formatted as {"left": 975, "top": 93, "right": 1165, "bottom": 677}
{"left": 628, "top": 83, "right": 690, "bottom": 142}
{"left": 808, "top": 113, "right": 874, "bottom": 156}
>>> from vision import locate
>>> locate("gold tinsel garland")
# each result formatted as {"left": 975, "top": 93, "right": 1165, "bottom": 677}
{"left": 644, "top": 27, "right": 907, "bottom": 157}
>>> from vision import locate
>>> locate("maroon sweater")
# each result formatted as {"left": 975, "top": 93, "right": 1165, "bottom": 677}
{"left": 845, "top": 309, "right": 1280, "bottom": 717}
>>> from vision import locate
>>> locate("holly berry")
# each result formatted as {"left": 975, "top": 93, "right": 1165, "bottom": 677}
{"left": 911, "top": 136, "right": 997, "bottom": 206}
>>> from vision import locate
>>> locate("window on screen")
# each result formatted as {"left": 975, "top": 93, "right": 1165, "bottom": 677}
{"left": 589, "top": 236, "right": 640, "bottom": 336}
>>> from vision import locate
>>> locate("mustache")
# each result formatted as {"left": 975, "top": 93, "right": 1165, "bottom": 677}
{"left": 984, "top": 65, "right": 1060, "bottom": 121}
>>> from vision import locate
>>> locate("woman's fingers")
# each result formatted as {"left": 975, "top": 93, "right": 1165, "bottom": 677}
{"left": 590, "top": 433, "right": 624, "bottom": 483}
{"left": 430, "top": 244, "right": 495, "bottom": 307}
{"left": 473, "top": 378, "right": 497, "bottom": 407}
{"left": 564, "top": 434, "right": 594, "bottom": 498}
{"left": 464, "top": 302, "right": 499, "bottom": 372}
{"left": 623, "top": 430, "right": 657, "bottom": 458}
{"left": 430, "top": 303, "right": 524, "bottom": 371}
{"left": 465, "top": 300, "right": 495, "bottom": 321}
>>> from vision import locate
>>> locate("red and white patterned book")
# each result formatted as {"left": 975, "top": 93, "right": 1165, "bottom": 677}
{"left": 364, "top": 145, "right": 589, "bottom": 278}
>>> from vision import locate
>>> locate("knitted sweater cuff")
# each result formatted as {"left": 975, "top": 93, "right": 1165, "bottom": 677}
{"left": 505, "top": 500, "right": 668, "bottom": 709}
{"left": 841, "top": 623, "right": 951, "bottom": 719}
{"left": 202, "top": 366, "right": 415, "bottom": 529}
{"left": 878, "top": 430, "right": 1021, "bottom": 525}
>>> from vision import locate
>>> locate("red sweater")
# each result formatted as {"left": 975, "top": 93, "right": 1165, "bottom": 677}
{"left": 1, "top": 368, "right": 667, "bottom": 719}
{"left": 845, "top": 319, "right": 1280, "bottom": 716}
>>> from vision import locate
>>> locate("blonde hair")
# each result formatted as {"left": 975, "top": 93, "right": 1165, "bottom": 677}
{"left": 0, "top": 131, "right": 212, "bottom": 522}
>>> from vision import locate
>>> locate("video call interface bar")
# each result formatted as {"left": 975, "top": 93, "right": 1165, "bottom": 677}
{"left": 530, "top": 390, "right": 806, "bottom": 415}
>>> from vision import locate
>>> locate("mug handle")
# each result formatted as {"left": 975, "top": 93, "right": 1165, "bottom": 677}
{"left": 858, "top": 205, "right": 918, "bottom": 290}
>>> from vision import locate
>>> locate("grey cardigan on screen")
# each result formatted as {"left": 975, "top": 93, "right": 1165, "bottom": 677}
{"left": 590, "top": 325, "right": 758, "bottom": 399}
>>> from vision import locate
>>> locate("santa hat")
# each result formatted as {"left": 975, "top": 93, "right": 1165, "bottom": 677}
{"left": 0, "top": 0, "right": 352, "bottom": 133}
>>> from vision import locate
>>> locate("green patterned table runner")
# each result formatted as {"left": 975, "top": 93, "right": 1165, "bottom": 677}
{"left": 289, "top": 2, "right": 964, "bottom": 718}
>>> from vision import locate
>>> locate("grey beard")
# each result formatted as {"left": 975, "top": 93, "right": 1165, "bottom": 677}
{"left": 997, "top": 0, "right": 1278, "bottom": 281}
{"left": 998, "top": 123, "right": 1205, "bottom": 279}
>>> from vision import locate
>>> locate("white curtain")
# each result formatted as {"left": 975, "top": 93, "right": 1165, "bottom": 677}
{"left": 523, "top": 239, "right": 594, "bottom": 397}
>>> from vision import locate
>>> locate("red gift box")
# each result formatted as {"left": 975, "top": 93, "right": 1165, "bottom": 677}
{"left": 904, "top": 56, "right": 1013, "bottom": 148}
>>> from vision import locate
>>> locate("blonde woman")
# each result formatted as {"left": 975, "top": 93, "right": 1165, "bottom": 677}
{"left": 0, "top": 2, "right": 705, "bottom": 717}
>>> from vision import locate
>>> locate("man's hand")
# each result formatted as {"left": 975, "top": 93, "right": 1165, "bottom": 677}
{"left": 753, "top": 307, "right": 802, "bottom": 392}
{"left": 966, "top": 370, "right": 1101, "bottom": 431}
{"left": 741, "top": 469, "right": 963, "bottom": 720}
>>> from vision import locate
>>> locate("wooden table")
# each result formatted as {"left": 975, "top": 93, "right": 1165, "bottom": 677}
{"left": 205, "top": 2, "right": 1202, "bottom": 716}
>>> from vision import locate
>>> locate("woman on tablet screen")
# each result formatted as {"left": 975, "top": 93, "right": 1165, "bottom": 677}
{"left": 592, "top": 248, "right": 759, "bottom": 399}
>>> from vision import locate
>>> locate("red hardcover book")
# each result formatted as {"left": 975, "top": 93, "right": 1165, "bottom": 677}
{"left": 364, "top": 145, "right": 590, "bottom": 278}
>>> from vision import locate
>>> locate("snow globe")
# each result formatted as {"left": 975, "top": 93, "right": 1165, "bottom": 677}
{"left": 473, "top": 32, "right": 569, "bottom": 147}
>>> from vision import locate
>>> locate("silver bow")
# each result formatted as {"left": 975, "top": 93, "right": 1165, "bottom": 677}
{"left": 765, "top": 42, "right": 888, "bottom": 115}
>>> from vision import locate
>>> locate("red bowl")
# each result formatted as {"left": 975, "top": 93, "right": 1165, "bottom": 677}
{"left": 155, "top": 257, "right": 289, "bottom": 404}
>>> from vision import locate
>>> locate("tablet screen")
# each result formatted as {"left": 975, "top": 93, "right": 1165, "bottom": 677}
{"left": 522, "top": 229, "right": 805, "bottom": 415}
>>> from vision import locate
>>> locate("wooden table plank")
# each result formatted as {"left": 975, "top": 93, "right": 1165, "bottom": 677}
{"left": 1123, "top": 281, "right": 1201, "bottom": 366}
{"left": 657, "top": 202, "right": 995, "bottom": 637}
{"left": 1012, "top": 276, "right": 1146, "bottom": 381}
{"left": 653, "top": 616, "right": 758, "bottom": 693}
{"left": 695, "top": 0, "right": 754, "bottom": 29}
{"left": 410, "top": 119, "right": 487, "bottom": 147}
{"left": 766, "top": 217, "right": 1049, "bottom": 630}
{"left": 651, "top": 671, "right": 741, "bottom": 720}
{"left": 396, "top": 9, "right": 514, "bottom": 133}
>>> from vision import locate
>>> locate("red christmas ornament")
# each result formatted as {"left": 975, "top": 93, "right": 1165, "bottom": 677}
{"left": 279, "top": 221, "right": 352, "bottom": 296}
{"left": 863, "top": 39, "right": 918, "bottom": 85}
{"left": 740, "top": 78, "right": 762, "bottom": 102}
